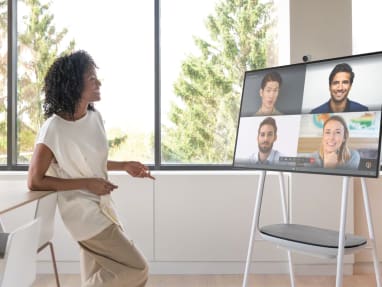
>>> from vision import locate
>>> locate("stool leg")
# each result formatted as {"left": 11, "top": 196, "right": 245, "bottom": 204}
{"left": 38, "top": 242, "right": 60, "bottom": 287}
{"left": 49, "top": 242, "right": 61, "bottom": 287}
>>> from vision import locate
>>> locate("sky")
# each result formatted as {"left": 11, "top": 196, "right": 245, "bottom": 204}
{"left": 18, "top": 0, "right": 380, "bottom": 133}
{"left": 44, "top": 0, "right": 219, "bottom": 132}
{"left": 44, "top": 0, "right": 287, "bottom": 131}
{"left": 49, "top": 0, "right": 155, "bottom": 131}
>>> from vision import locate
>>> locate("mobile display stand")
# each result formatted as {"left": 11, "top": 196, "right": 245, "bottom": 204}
{"left": 241, "top": 171, "right": 381, "bottom": 287}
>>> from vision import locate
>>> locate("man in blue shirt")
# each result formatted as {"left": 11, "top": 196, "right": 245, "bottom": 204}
{"left": 311, "top": 63, "right": 369, "bottom": 113}
{"left": 249, "top": 117, "right": 281, "bottom": 165}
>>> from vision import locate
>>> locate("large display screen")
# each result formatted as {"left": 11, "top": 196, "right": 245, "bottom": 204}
{"left": 233, "top": 52, "right": 382, "bottom": 178}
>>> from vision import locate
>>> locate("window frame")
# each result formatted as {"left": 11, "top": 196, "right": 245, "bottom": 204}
{"left": 2, "top": 0, "right": 276, "bottom": 171}
{"left": 4, "top": 0, "right": 21, "bottom": 170}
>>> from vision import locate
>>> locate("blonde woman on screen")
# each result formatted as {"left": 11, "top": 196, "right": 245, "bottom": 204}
{"left": 311, "top": 115, "right": 360, "bottom": 169}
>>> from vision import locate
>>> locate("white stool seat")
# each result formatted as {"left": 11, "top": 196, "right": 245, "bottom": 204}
{"left": 0, "top": 219, "right": 41, "bottom": 287}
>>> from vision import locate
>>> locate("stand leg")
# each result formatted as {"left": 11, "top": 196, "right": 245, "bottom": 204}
{"left": 287, "top": 252, "right": 295, "bottom": 287}
{"left": 0, "top": 218, "right": 4, "bottom": 232}
{"left": 242, "top": 171, "right": 267, "bottom": 287}
{"left": 360, "top": 178, "right": 381, "bottom": 287}
{"left": 278, "top": 172, "right": 295, "bottom": 287}
{"left": 336, "top": 176, "right": 350, "bottom": 287}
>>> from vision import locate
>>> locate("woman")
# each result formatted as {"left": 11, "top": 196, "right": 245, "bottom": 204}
{"left": 28, "top": 50, "right": 153, "bottom": 287}
{"left": 311, "top": 115, "right": 360, "bottom": 169}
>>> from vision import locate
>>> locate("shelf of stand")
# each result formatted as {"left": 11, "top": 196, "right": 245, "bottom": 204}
{"left": 260, "top": 223, "right": 367, "bottom": 258}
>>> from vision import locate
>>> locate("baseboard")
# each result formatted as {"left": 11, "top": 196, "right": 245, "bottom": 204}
{"left": 37, "top": 261, "right": 354, "bottom": 275}
{"left": 354, "top": 262, "right": 382, "bottom": 274}
{"left": 37, "top": 261, "right": 80, "bottom": 274}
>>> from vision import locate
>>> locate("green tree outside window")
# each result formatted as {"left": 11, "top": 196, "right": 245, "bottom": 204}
{"left": 162, "top": 0, "right": 275, "bottom": 164}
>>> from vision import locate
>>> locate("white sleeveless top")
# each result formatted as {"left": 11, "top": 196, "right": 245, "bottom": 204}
{"left": 36, "top": 110, "right": 118, "bottom": 241}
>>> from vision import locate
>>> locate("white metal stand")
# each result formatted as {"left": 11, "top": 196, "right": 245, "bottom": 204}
{"left": 241, "top": 170, "right": 266, "bottom": 287}
{"left": 242, "top": 172, "right": 381, "bottom": 287}
{"left": 360, "top": 177, "right": 381, "bottom": 287}
{"left": 242, "top": 171, "right": 295, "bottom": 287}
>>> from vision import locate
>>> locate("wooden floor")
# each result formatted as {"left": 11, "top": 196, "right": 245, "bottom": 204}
{"left": 33, "top": 274, "right": 377, "bottom": 287}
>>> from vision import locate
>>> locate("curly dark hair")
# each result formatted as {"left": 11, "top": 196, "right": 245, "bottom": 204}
{"left": 43, "top": 50, "right": 97, "bottom": 119}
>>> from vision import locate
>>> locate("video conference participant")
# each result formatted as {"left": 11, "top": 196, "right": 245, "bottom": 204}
{"left": 310, "top": 63, "right": 369, "bottom": 113}
{"left": 309, "top": 115, "right": 360, "bottom": 169}
{"left": 249, "top": 117, "right": 282, "bottom": 164}
{"left": 255, "top": 71, "right": 283, "bottom": 116}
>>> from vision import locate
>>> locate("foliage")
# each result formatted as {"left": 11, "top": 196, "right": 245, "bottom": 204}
{"left": 0, "top": 1, "right": 8, "bottom": 140}
{"left": 0, "top": 0, "right": 75, "bottom": 161}
{"left": 108, "top": 129, "right": 153, "bottom": 163}
{"left": 108, "top": 135, "right": 128, "bottom": 150}
{"left": 162, "top": 0, "right": 275, "bottom": 163}
{"left": 0, "top": 0, "right": 133, "bottom": 164}
{"left": 0, "top": 0, "right": 275, "bottom": 165}
{"left": 17, "top": 0, "right": 75, "bottom": 162}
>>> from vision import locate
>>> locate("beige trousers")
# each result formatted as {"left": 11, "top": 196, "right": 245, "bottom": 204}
{"left": 79, "top": 224, "right": 148, "bottom": 287}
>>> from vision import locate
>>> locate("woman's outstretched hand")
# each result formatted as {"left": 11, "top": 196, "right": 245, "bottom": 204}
{"left": 123, "top": 161, "right": 155, "bottom": 180}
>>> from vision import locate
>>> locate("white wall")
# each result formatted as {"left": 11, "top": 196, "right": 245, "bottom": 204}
{"left": 352, "top": 0, "right": 382, "bottom": 54}
{"left": 0, "top": 171, "right": 356, "bottom": 275}
{"left": 352, "top": 0, "right": 382, "bottom": 272}
{"left": 354, "top": 177, "right": 382, "bottom": 273}
{"left": 289, "top": 0, "right": 352, "bottom": 64}
{"left": 289, "top": 0, "right": 382, "bottom": 272}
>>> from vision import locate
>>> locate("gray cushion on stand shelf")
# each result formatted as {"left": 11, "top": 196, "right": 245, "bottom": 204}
{"left": 260, "top": 224, "right": 367, "bottom": 248}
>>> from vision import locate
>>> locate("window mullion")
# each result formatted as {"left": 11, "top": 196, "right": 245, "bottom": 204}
{"left": 154, "top": 0, "right": 161, "bottom": 169}
{"left": 7, "top": 0, "right": 18, "bottom": 169}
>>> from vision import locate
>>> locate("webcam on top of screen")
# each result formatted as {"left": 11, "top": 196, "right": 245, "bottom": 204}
{"left": 302, "top": 55, "right": 312, "bottom": 62}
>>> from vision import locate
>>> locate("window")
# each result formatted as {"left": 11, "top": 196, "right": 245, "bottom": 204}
{"left": 0, "top": 1, "right": 6, "bottom": 165}
{"left": 352, "top": 0, "right": 382, "bottom": 54}
{"left": 16, "top": 0, "right": 154, "bottom": 165}
{"left": 160, "top": 0, "right": 286, "bottom": 165}
{"left": 352, "top": 0, "right": 382, "bottom": 165}
{"left": 2, "top": 0, "right": 284, "bottom": 170}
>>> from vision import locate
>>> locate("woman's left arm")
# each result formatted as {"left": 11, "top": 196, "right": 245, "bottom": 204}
{"left": 107, "top": 161, "right": 155, "bottom": 179}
